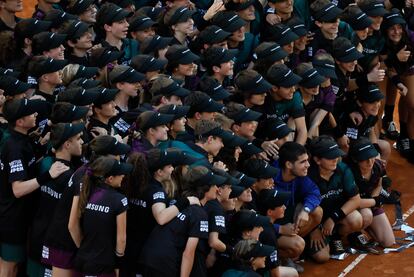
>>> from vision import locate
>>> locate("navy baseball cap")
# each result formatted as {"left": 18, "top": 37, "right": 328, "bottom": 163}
{"left": 312, "top": 57, "right": 337, "bottom": 79}
{"left": 136, "top": 111, "right": 174, "bottom": 130}
{"left": 57, "top": 87, "right": 100, "bottom": 106}
{"left": 254, "top": 42, "right": 288, "bottom": 63}
{"left": 91, "top": 135, "right": 131, "bottom": 156}
{"left": 186, "top": 166, "right": 228, "bottom": 186}
{"left": 131, "top": 55, "right": 167, "bottom": 73}
{"left": 342, "top": 11, "right": 373, "bottom": 31}
{"left": 15, "top": 18, "right": 52, "bottom": 39}
{"left": 90, "top": 47, "right": 123, "bottom": 68}
{"left": 109, "top": 65, "right": 145, "bottom": 84}
{"left": 226, "top": 103, "right": 262, "bottom": 124}
{"left": 212, "top": 11, "right": 246, "bottom": 33}
{"left": 104, "top": 159, "right": 133, "bottom": 177}
{"left": 257, "top": 188, "right": 291, "bottom": 214}
{"left": 357, "top": 84, "right": 384, "bottom": 103}
{"left": 225, "top": 0, "right": 255, "bottom": 11}
{"left": 140, "top": 35, "right": 172, "bottom": 54}
{"left": 202, "top": 47, "right": 237, "bottom": 67}
{"left": 3, "top": 98, "right": 48, "bottom": 122}
{"left": 235, "top": 70, "right": 273, "bottom": 94}
{"left": 29, "top": 58, "right": 68, "bottom": 78}
{"left": 50, "top": 122, "right": 85, "bottom": 149}
{"left": 164, "top": 6, "right": 195, "bottom": 26}
{"left": 309, "top": 136, "right": 345, "bottom": 159}
{"left": 92, "top": 88, "right": 120, "bottom": 106}
{"left": 229, "top": 185, "right": 245, "bottom": 198}
{"left": 382, "top": 9, "right": 406, "bottom": 30}
{"left": 147, "top": 148, "right": 196, "bottom": 172}
{"left": 67, "top": 0, "right": 95, "bottom": 15}
{"left": 44, "top": 10, "right": 78, "bottom": 30}
{"left": 62, "top": 20, "right": 91, "bottom": 41}
{"left": 298, "top": 68, "right": 326, "bottom": 88}
{"left": 267, "top": 64, "right": 302, "bottom": 87}
{"left": 286, "top": 17, "right": 308, "bottom": 37}
{"left": 332, "top": 39, "right": 364, "bottom": 62}
{"left": 158, "top": 104, "right": 190, "bottom": 120}
{"left": 266, "top": 24, "right": 299, "bottom": 46}
{"left": 313, "top": 3, "right": 343, "bottom": 22}
{"left": 241, "top": 141, "right": 263, "bottom": 157}
{"left": 261, "top": 117, "right": 293, "bottom": 140}
{"left": 247, "top": 242, "right": 275, "bottom": 258}
{"left": 185, "top": 91, "right": 224, "bottom": 114}
{"left": 32, "top": 32, "right": 67, "bottom": 54}
{"left": 129, "top": 15, "right": 156, "bottom": 32}
{"left": 50, "top": 102, "right": 89, "bottom": 124}
{"left": 0, "top": 76, "right": 31, "bottom": 96}
{"left": 198, "top": 25, "right": 231, "bottom": 45}
{"left": 73, "top": 65, "right": 99, "bottom": 80}
{"left": 349, "top": 138, "right": 379, "bottom": 161}
{"left": 198, "top": 77, "right": 230, "bottom": 101}
{"left": 67, "top": 78, "right": 101, "bottom": 89}
{"left": 150, "top": 77, "right": 190, "bottom": 97}
{"left": 96, "top": 3, "right": 133, "bottom": 26}
{"left": 230, "top": 170, "right": 257, "bottom": 189}
{"left": 166, "top": 45, "right": 200, "bottom": 65}
{"left": 243, "top": 159, "right": 279, "bottom": 179}
{"left": 359, "top": 0, "right": 387, "bottom": 17}
{"left": 232, "top": 210, "right": 270, "bottom": 231}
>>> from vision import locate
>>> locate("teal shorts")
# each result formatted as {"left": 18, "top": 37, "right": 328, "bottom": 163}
{"left": 27, "top": 258, "right": 50, "bottom": 277}
{"left": 0, "top": 242, "right": 25, "bottom": 262}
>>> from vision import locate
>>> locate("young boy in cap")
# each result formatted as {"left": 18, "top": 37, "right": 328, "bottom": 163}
{"left": 273, "top": 142, "right": 326, "bottom": 263}
{"left": 0, "top": 99, "right": 69, "bottom": 276}
{"left": 148, "top": 75, "right": 189, "bottom": 109}
{"left": 179, "top": 91, "right": 223, "bottom": 142}
{"left": 108, "top": 65, "right": 145, "bottom": 137}
{"left": 88, "top": 87, "right": 120, "bottom": 139}
{"left": 308, "top": 136, "right": 363, "bottom": 256}
{"left": 257, "top": 188, "right": 300, "bottom": 277}
{"left": 61, "top": 20, "right": 94, "bottom": 66}
{"left": 163, "top": 5, "right": 195, "bottom": 46}
{"left": 27, "top": 122, "right": 84, "bottom": 276}
{"left": 66, "top": 0, "right": 97, "bottom": 24}
{"left": 212, "top": 11, "right": 258, "bottom": 74}
{"left": 128, "top": 14, "right": 156, "bottom": 48}
{"left": 32, "top": 32, "right": 67, "bottom": 60}
{"left": 95, "top": 3, "right": 135, "bottom": 64}
{"left": 201, "top": 47, "right": 236, "bottom": 86}
{"left": 264, "top": 63, "right": 307, "bottom": 145}
{"left": 0, "top": 0, "right": 23, "bottom": 32}
{"left": 192, "top": 25, "right": 231, "bottom": 54}
{"left": 294, "top": 62, "right": 329, "bottom": 139}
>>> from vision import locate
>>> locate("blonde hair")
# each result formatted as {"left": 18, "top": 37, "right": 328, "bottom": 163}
{"left": 62, "top": 64, "right": 81, "bottom": 86}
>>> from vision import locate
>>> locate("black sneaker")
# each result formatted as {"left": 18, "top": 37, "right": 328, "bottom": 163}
{"left": 384, "top": 122, "right": 399, "bottom": 140}
{"left": 380, "top": 188, "right": 401, "bottom": 204}
{"left": 396, "top": 138, "right": 410, "bottom": 158}
{"left": 348, "top": 232, "right": 381, "bottom": 255}
{"left": 330, "top": 239, "right": 345, "bottom": 255}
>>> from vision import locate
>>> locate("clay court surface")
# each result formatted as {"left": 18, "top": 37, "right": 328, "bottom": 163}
{"left": 17, "top": 1, "right": 414, "bottom": 276}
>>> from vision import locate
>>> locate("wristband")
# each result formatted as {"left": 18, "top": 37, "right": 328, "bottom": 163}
{"left": 225, "top": 244, "right": 234, "bottom": 255}
{"left": 373, "top": 196, "right": 383, "bottom": 207}
{"left": 36, "top": 170, "right": 52, "bottom": 185}
{"left": 174, "top": 197, "right": 190, "bottom": 211}
{"left": 330, "top": 208, "right": 346, "bottom": 223}
{"left": 114, "top": 254, "right": 123, "bottom": 269}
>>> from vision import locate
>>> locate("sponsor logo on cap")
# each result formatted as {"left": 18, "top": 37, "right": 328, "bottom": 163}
{"left": 324, "top": 4, "right": 335, "bottom": 12}
{"left": 270, "top": 46, "right": 280, "bottom": 52}
{"left": 256, "top": 76, "right": 263, "bottom": 84}
{"left": 358, "top": 145, "right": 371, "bottom": 152}
{"left": 345, "top": 46, "right": 355, "bottom": 52}
{"left": 228, "top": 15, "right": 238, "bottom": 22}
{"left": 307, "top": 70, "right": 318, "bottom": 78}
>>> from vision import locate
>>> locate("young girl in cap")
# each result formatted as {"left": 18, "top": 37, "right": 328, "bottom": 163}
{"left": 223, "top": 240, "right": 275, "bottom": 277}
{"left": 139, "top": 166, "right": 225, "bottom": 277}
{"left": 346, "top": 137, "right": 395, "bottom": 248}
{"left": 71, "top": 156, "right": 132, "bottom": 276}
{"left": 121, "top": 148, "right": 198, "bottom": 276}
{"left": 44, "top": 135, "right": 130, "bottom": 277}
{"left": 27, "top": 123, "right": 84, "bottom": 277}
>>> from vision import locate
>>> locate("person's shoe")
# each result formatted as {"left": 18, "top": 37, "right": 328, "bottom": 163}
{"left": 283, "top": 258, "right": 304, "bottom": 273}
{"left": 396, "top": 138, "right": 410, "bottom": 157}
{"left": 330, "top": 239, "right": 346, "bottom": 255}
{"left": 384, "top": 122, "right": 399, "bottom": 140}
{"left": 348, "top": 232, "right": 381, "bottom": 255}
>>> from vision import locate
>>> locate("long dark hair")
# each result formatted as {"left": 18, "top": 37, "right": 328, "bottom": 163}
{"left": 123, "top": 152, "right": 150, "bottom": 198}
{"left": 79, "top": 156, "right": 114, "bottom": 216}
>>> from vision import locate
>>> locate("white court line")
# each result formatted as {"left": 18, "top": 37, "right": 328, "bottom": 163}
{"left": 337, "top": 202, "right": 414, "bottom": 277}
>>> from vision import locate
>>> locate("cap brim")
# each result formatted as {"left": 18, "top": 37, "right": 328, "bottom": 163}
{"left": 353, "top": 147, "right": 379, "bottom": 161}
{"left": 22, "top": 99, "right": 50, "bottom": 119}
{"left": 301, "top": 73, "right": 326, "bottom": 88}
{"left": 115, "top": 163, "right": 134, "bottom": 176}
{"left": 314, "top": 66, "right": 337, "bottom": 80}
{"left": 73, "top": 106, "right": 89, "bottom": 120}
{"left": 241, "top": 142, "right": 263, "bottom": 156}
{"left": 14, "top": 82, "right": 32, "bottom": 95}
{"left": 75, "top": 67, "right": 99, "bottom": 79}
{"left": 273, "top": 190, "right": 291, "bottom": 206}
{"left": 270, "top": 126, "right": 293, "bottom": 140}
{"left": 45, "top": 59, "right": 69, "bottom": 75}
{"left": 226, "top": 17, "right": 247, "bottom": 33}
{"left": 367, "top": 8, "right": 387, "bottom": 17}
{"left": 239, "top": 175, "right": 256, "bottom": 188}
{"left": 112, "top": 141, "right": 131, "bottom": 155}
{"left": 385, "top": 18, "right": 407, "bottom": 29}
{"left": 94, "top": 89, "right": 119, "bottom": 105}
{"left": 251, "top": 244, "right": 275, "bottom": 257}
{"left": 67, "top": 123, "right": 85, "bottom": 138}
{"left": 112, "top": 10, "right": 134, "bottom": 22}
{"left": 321, "top": 6, "right": 343, "bottom": 22}
{"left": 209, "top": 87, "right": 230, "bottom": 101}
{"left": 130, "top": 19, "right": 156, "bottom": 31}
{"left": 203, "top": 100, "right": 224, "bottom": 113}
{"left": 223, "top": 133, "right": 248, "bottom": 148}
{"left": 146, "top": 59, "right": 167, "bottom": 72}
{"left": 242, "top": 110, "right": 262, "bottom": 122}
{"left": 291, "top": 26, "right": 307, "bottom": 37}
{"left": 261, "top": 166, "right": 279, "bottom": 179}
{"left": 229, "top": 185, "right": 244, "bottom": 198}
{"left": 178, "top": 52, "right": 200, "bottom": 64}
{"left": 279, "top": 72, "right": 302, "bottom": 87}
{"left": 170, "top": 106, "right": 190, "bottom": 119}
{"left": 254, "top": 214, "right": 271, "bottom": 227}
{"left": 209, "top": 174, "right": 227, "bottom": 186}
{"left": 48, "top": 34, "right": 67, "bottom": 49}
{"left": 71, "top": 22, "right": 90, "bottom": 39}
{"left": 33, "top": 20, "right": 52, "bottom": 35}
{"left": 352, "top": 17, "right": 373, "bottom": 30}
{"left": 210, "top": 30, "right": 232, "bottom": 43}
{"left": 171, "top": 86, "right": 190, "bottom": 97}
{"left": 278, "top": 31, "right": 299, "bottom": 46}
{"left": 339, "top": 50, "right": 364, "bottom": 63}
{"left": 251, "top": 78, "right": 273, "bottom": 94}
{"left": 156, "top": 113, "right": 175, "bottom": 126}
{"left": 324, "top": 148, "right": 345, "bottom": 159}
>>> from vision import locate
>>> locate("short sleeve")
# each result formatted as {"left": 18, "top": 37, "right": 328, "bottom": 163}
{"left": 187, "top": 206, "right": 209, "bottom": 239}
{"left": 206, "top": 201, "right": 227, "bottom": 234}
{"left": 113, "top": 194, "right": 128, "bottom": 215}
{"left": 291, "top": 92, "right": 306, "bottom": 119}
{"left": 148, "top": 184, "right": 168, "bottom": 206}
{"left": 3, "top": 146, "right": 28, "bottom": 183}
{"left": 341, "top": 163, "right": 359, "bottom": 198}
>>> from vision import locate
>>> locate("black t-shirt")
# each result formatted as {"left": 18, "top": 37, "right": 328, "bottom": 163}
{"left": 140, "top": 204, "right": 209, "bottom": 276}
{"left": 66, "top": 53, "right": 90, "bottom": 66}
{"left": 87, "top": 117, "right": 117, "bottom": 138}
{"left": 258, "top": 223, "right": 280, "bottom": 272}
{"left": 124, "top": 179, "right": 169, "bottom": 272}
{"left": 44, "top": 165, "right": 85, "bottom": 252}
{"left": 0, "top": 129, "right": 37, "bottom": 244}
{"left": 75, "top": 183, "right": 128, "bottom": 274}
{"left": 29, "top": 157, "right": 74, "bottom": 262}
{"left": 110, "top": 106, "right": 131, "bottom": 138}
{"left": 205, "top": 199, "right": 226, "bottom": 234}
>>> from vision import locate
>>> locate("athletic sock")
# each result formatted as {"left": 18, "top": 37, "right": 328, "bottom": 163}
{"left": 383, "top": 105, "right": 395, "bottom": 124}
{"left": 400, "top": 121, "right": 408, "bottom": 139}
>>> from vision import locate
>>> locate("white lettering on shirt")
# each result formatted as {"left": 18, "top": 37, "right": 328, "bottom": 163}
{"left": 200, "top": 220, "right": 209, "bottom": 232}
{"left": 121, "top": 197, "right": 128, "bottom": 207}
{"left": 321, "top": 189, "right": 344, "bottom": 199}
{"left": 41, "top": 185, "right": 62, "bottom": 199}
{"left": 9, "top": 159, "right": 23, "bottom": 173}
{"left": 42, "top": 245, "right": 49, "bottom": 259}
{"left": 86, "top": 203, "right": 110, "bottom": 213}
{"left": 153, "top": 192, "right": 165, "bottom": 200}
{"left": 215, "top": 216, "right": 225, "bottom": 228}
{"left": 130, "top": 198, "right": 147, "bottom": 208}
{"left": 270, "top": 250, "right": 278, "bottom": 262}
{"left": 177, "top": 212, "right": 186, "bottom": 221}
